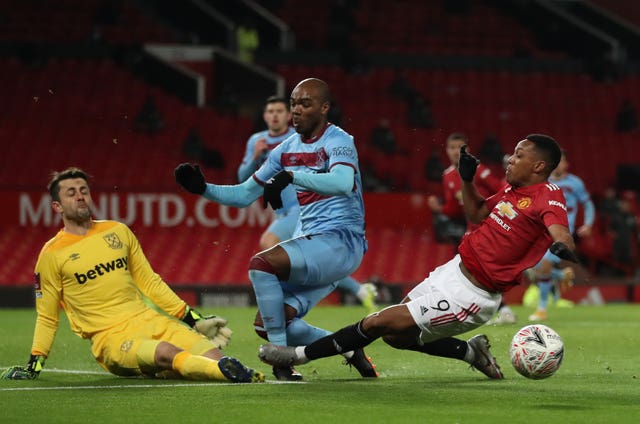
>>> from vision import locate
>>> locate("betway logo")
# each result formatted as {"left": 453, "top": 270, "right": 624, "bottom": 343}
{"left": 74, "top": 257, "right": 128, "bottom": 284}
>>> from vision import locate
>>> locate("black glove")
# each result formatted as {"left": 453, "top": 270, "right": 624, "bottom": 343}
{"left": 550, "top": 241, "right": 580, "bottom": 263}
{"left": 174, "top": 163, "right": 206, "bottom": 195}
{"left": 458, "top": 145, "right": 480, "bottom": 182}
{"left": 263, "top": 171, "right": 293, "bottom": 210}
{"left": 1, "top": 354, "right": 45, "bottom": 380}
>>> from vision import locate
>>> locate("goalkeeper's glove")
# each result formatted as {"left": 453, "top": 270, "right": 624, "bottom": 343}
{"left": 1, "top": 354, "right": 46, "bottom": 380}
{"left": 550, "top": 241, "right": 580, "bottom": 263}
{"left": 263, "top": 170, "right": 293, "bottom": 210}
{"left": 174, "top": 163, "right": 207, "bottom": 195}
{"left": 458, "top": 145, "right": 480, "bottom": 182}
{"left": 181, "top": 306, "right": 233, "bottom": 349}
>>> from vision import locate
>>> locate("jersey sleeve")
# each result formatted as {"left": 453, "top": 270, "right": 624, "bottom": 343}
{"left": 326, "top": 132, "right": 358, "bottom": 171}
{"left": 31, "top": 249, "right": 62, "bottom": 357}
{"left": 122, "top": 225, "right": 186, "bottom": 319}
{"left": 541, "top": 188, "right": 570, "bottom": 228}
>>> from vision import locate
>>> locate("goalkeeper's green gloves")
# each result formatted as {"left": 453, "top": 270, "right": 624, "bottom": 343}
{"left": 181, "top": 306, "right": 233, "bottom": 349}
{"left": 1, "top": 354, "right": 46, "bottom": 380}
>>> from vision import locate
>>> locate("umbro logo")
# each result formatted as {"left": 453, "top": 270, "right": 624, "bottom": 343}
{"left": 69, "top": 253, "right": 80, "bottom": 261}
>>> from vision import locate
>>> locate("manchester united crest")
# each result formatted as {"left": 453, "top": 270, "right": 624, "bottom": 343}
{"left": 517, "top": 197, "right": 532, "bottom": 209}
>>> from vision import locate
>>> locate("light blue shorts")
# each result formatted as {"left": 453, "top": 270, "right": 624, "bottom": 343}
{"left": 279, "top": 229, "right": 366, "bottom": 317}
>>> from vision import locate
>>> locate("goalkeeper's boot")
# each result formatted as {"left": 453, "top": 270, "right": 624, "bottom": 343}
{"left": 218, "top": 356, "right": 265, "bottom": 383}
{"left": 259, "top": 344, "right": 307, "bottom": 367}
{"left": 467, "top": 334, "right": 504, "bottom": 379}
{"left": 345, "top": 348, "right": 379, "bottom": 378}
{"left": 359, "top": 283, "right": 379, "bottom": 314}
{"left": 272, "top": 365, "right": 303, "bottom": 381}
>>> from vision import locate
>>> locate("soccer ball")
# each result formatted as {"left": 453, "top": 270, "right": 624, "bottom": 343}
{"left": 509, "top": 324, "right": 564, "bottom": 379}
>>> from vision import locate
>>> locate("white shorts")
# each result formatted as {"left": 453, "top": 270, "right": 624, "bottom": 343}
{"left": 406, "top": 255, "right": 502, "bottom": 344}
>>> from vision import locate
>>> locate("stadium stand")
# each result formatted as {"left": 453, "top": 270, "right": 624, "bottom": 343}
{"left": 1, "top": 0, "right": 639, "bottom": 304}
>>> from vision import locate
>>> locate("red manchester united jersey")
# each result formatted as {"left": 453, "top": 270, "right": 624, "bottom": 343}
{"left": 458, "top": 182, "right": 569, "bottom": 292}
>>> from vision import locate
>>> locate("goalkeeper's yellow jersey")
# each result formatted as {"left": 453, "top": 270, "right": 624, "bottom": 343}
{"left": 31, "top": 220, "right": 187, "bottom": 357}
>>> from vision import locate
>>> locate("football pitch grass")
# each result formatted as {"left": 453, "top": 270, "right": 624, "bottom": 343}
{"left": 1, "top": 304, "right": 639, "bottom": 423}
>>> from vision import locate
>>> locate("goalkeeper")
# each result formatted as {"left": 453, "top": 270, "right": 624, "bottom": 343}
{"left": 2, "top": 167, "right": 263, "bottom": 383}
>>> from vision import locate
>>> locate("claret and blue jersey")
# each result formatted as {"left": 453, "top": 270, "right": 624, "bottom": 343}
{"left": 254, "top": 124, "right": 365, "bottom": 237}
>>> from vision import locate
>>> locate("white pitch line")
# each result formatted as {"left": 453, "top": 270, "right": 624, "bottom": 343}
{"left": 0, "top": 366, "right": 304, "bottom": 390}
{"left": 0, "top": 381, "right": 303, "bottom": 391}
{"left": 46, "top": 368, "right": 111, "bottom": 375}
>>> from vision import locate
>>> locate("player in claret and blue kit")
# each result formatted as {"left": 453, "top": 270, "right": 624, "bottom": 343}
{"left": 175, "top": 78, "right": 378, "bottom": 381}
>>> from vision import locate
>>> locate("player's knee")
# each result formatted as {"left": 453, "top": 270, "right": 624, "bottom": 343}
{"left": 249, "top": 255, "right": 276, "bottom": 274}
{"left": 362, "top": 309, "right": 408, "bottom": 338}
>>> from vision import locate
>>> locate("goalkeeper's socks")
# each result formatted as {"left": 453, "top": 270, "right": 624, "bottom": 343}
{"left": 537, "top": 280, "right": 552, "bottom": 310}
{"left": 172, "top": 351, "right": 226, "bottom": 381}
{"left": 249, "top": 267, "right": 287, "bottom": 345}
{"left": 304, "top": 320, "right": 375, "bottom": 360}
{"left": 286, "top": 317, "right": 332, "bottom": 345}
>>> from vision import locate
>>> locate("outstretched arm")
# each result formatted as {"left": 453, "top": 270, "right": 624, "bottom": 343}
{"left": 459, "top": 146, "right": 489, "bottom": 224}
{"left": 203, "top": 178, "right": 262, "bottom": 208}
{"left": 175, "top": 163, "right": 262, "bottom": 207}
{"left": 292, "top": 164, "right": 355, "bottom": 196}
{"left": 461, "top": 180, "right": 489, "bottom": 224}
{"left": 548, "top": 223, "right": 579, "bottom": 263}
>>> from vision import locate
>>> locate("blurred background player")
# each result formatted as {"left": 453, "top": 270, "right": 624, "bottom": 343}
{"left": 238, "top": 95, "right": 378, "bottom": 315}
{"left": 177, "top": 78, "right": 378, "bottom": 382}
{"left": 428, "top": 132, "right": 503, "bottom": 243}
{"left": 528, "top": 149, "right": 595, "bottom": 321}
{"left": 427, "top": 133, "right": 516, "bottom": 324}
{"left": 2, "top": 167, "right": 263, "bottom": 383}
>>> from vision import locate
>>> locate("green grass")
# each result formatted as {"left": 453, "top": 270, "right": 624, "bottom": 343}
{"left": 2, "top": 304, "right": 640, "bottom": 423}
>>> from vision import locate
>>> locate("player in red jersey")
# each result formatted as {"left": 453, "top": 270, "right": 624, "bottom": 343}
{"left": 259, "top": 134, "right": 577, "bottom": 380}
{"left": 429, "top": 133, "right": 516, "bottom": 324}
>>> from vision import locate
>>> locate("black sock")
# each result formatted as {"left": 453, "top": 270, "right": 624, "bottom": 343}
{"left": 406, "top": 337, "right": 468, "bottom": 360}
{"left": 305, "top": 320, "right": 375, "bottom": 360}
